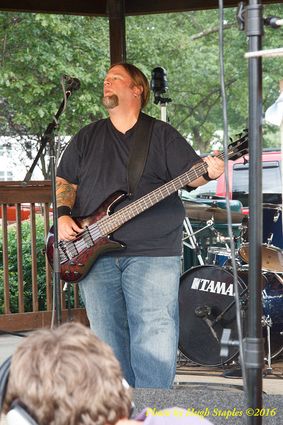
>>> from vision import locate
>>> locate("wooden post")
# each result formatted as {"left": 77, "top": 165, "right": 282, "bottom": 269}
{"left": 107, "top": 0, "right": 126, "bottom": 64}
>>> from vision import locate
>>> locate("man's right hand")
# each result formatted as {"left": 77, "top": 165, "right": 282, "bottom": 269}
{"left": 58, "top": 216, "right": 83, "bottom": 241}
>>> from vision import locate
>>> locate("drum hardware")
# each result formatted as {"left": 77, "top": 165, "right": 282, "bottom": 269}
{"left": 194, "top": 305, "right": 219, "bottom": 341}
{"left": 183, "top": 217, "right": 205, "bottom": 265}
{"left": 211, "top": 286, "right": 248, "bottom": 327}
{"left": 194, "top": 304, "right": 211, "bottom": 318}
{"left": 220, "top": 328, "right": 239, "bottom": 358}
{"left": 272, "top": 208, "right": 280, "bottom": 223}
{"left": 262, "top": 315, "right": 273, "bottom": 374}
{"left": 209, "top": 224, "right": 232, "bottom": 253}
{"left": 183, "top": 217, "right": 234, "bottom": 266}
{"left": 182, "top": 217, "right": 217, "bottom": 266}
{"left": 267, "top": 233, "right": 274, "bottom": 245}
{"left": 183, "top": 218, "right": 215, "bottom": 242}
{"left": 205, "top": 225, "right": 242, "bottom": 267}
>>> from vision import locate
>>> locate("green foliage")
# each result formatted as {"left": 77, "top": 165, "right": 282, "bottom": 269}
{"left": 0, "top": 215, "right": 47, "bottom": 313}
{"left": 0, "top": 13, "right": 109, "bottom": 136}
{"left": 0, "top": 4, "right": 282, "bottom": 164}
{"left": 0, "top": 215, "right": 83, "bottom": 315}
{"left": 127, "top": 5, "right": 283, "bottom": 149}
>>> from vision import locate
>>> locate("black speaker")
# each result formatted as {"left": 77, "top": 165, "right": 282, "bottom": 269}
{"left": 0, "top": 356, "right": 38, "bottom": 425}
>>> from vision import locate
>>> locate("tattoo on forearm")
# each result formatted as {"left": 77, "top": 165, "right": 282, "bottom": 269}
{"left": 56, "top": 181, "right": 77, "bottom": 208}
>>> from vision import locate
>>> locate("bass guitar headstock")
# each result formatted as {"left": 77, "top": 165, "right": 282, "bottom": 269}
{"left": 228, "top": 128, "right": 248, "bottom": 161}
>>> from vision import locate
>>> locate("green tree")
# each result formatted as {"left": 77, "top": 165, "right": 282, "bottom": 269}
{"left": 0, "top": 4, "right": 282, "bottom": 172}
{"left": 127, "top": 5, "right": 283, "bottom": 150}
{"left": 0, "top": 13, "right": 110, "bottom": 177}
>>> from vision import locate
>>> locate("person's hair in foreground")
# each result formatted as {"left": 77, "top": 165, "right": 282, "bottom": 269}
{"left": 2, "top": 322, "right": 132, "bottom": 425}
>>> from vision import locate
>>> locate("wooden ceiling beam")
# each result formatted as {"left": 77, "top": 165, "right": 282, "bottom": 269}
{"left": 0, "top": 0, "right": 279, "bottom": 16}
{"left": 108, "top": 0, "right": 127, "bottom": 64}
{"left": 0, "top": 0, "right": 107, "bottom": 16}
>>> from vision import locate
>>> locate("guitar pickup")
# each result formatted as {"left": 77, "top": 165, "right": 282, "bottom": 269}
{"left": 82, "top": 227, "right": 94, "bottom": 248}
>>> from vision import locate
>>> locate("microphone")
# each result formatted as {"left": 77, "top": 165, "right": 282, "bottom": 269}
{"left": 264, "top": 16, "right": 283, "bottom": 28}
{"left": 150, "top": 67, "right": 168, "bottom": 97}
{"left": 63, "top": 75, "right": 81, "bottom": 92}
{"left": 195, "top": 305, "right": 219, "bottom": 341}
{"left": 195, "top": 305, "right": 212, "bottom": 318}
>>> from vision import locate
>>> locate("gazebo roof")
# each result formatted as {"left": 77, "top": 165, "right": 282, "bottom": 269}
{"left": 0, "top": 0, "right": 279, "bottom": 16}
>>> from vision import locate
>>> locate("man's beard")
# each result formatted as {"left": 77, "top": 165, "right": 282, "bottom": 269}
{"left": 102, "top": 94, "right": 119, "bottom": 109}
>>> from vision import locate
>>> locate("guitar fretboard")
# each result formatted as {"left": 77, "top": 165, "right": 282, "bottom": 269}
{"left": 96, "top": 151, "right": 229, "bottom": 236}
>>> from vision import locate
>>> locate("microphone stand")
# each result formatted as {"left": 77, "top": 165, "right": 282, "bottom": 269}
{"left": 238, "top": 2, "right": 265, "bottom": 423}
{"left": 23, "top": 86, "right": 75, "bottom": 327}
{"left": 153, "top": 95, "right": 172, "bottom": 123}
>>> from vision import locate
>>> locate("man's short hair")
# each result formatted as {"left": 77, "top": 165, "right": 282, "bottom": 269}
{"left": 110, "top": 63, "right": 150, "bottom": 109}
{"left": 3, "top": 322, "right": 132, "bottom": 425}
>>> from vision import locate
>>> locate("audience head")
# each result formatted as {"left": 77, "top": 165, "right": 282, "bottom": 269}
{"left": 1, "top": 322, "right": 132, "bottom": 425}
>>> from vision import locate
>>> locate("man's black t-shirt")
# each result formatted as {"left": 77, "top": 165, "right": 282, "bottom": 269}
{"left": 57, "top": 113, "right": 201, "bottom": 256}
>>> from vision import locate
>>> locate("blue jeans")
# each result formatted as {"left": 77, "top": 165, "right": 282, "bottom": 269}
{"left": 79, "top": 256, "right": 180, "bottom": 388}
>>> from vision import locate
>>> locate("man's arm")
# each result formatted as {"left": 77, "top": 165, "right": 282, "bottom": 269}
{"left": 56, "top": 176, "right": 78, "bottom": 210}
{"left": 56, "top": 177, "right": 83, "bottom": 241}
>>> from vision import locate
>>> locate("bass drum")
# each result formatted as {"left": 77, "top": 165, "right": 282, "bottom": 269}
{"left": 179, "top": 265, "right": 249, "bottom": 367}
{"left": 179, "top": 266, "right": 283, "bottom": 366}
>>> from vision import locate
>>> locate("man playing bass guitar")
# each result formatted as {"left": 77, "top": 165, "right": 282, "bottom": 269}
{"left": 56, "top": 63, "right": 224, "bottom": 389}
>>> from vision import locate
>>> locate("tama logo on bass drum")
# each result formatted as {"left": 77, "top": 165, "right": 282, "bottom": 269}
{"left": 191, "top": 277, "right": 234, "bottom": 296}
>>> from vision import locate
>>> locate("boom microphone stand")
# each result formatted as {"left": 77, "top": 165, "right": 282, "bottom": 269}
{"left": 23, "top": 76, "right": 80, "bottom": 327}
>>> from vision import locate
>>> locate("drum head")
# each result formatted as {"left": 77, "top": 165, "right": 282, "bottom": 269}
{"left": 179, "top": 265, "right": 247, "bottom": 367}
{"left": 239, "top": 243, "right": 283, "bottom": 273}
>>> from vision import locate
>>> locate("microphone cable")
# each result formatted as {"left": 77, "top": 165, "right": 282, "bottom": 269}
{"left": 217, "top": 0, "right": 248, "bottom": 394}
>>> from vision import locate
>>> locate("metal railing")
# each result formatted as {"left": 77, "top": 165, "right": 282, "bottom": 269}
{"left": 0, "top": 181, "right": 87, "bottom": 332}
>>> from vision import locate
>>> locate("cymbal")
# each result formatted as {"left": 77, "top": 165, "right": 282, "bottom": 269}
{"left": 183, "top": 201, "right": 244, "bottom": 223}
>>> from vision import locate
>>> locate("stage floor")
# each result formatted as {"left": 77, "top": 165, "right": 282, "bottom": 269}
{"left": 175, "top": 355, "right": 283, "bottom": 395}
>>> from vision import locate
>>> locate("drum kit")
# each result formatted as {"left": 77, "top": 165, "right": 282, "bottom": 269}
{"left": 179, "top": 201, "right": 283, "bottom": 370}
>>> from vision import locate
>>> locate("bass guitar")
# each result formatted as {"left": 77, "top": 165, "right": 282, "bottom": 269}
{"left": 46, "top": 131, "right": 248, "bottom": 282}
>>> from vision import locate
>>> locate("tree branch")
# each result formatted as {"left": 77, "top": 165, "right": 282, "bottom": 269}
{"left": 191, "top": 23, "right": 235, "bottom": 40}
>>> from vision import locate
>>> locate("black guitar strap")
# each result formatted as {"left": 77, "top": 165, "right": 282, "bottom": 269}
{"left": 127, "top": 113, "right": 155, "bottom": 197}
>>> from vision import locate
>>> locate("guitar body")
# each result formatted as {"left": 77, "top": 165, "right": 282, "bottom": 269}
{"left": 46, "top": 191, "right": 127, "bottom": 282}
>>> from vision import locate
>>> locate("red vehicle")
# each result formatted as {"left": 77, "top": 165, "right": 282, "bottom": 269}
{"left": 0, "top": 204, "right": 45, "bottom": 223}
{"left": 0, "top": 205, "right": 31, "bottom": 222}
{"left": 191, "top": 149, "right": 282, "bottom": 214}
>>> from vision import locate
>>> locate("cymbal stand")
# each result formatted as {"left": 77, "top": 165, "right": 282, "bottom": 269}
{"left": 262, "top": 315, "right": 273, "bottom": 374}
{"left": 183, "top": 217, "right": 205, "bottom": 265}
{"left": 209, "top": 223, "right": 232, "bottom": 251}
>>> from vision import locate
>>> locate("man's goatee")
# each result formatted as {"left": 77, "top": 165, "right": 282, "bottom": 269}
{"left": 102, "top": 94, "right": 119, "bottom": 109}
